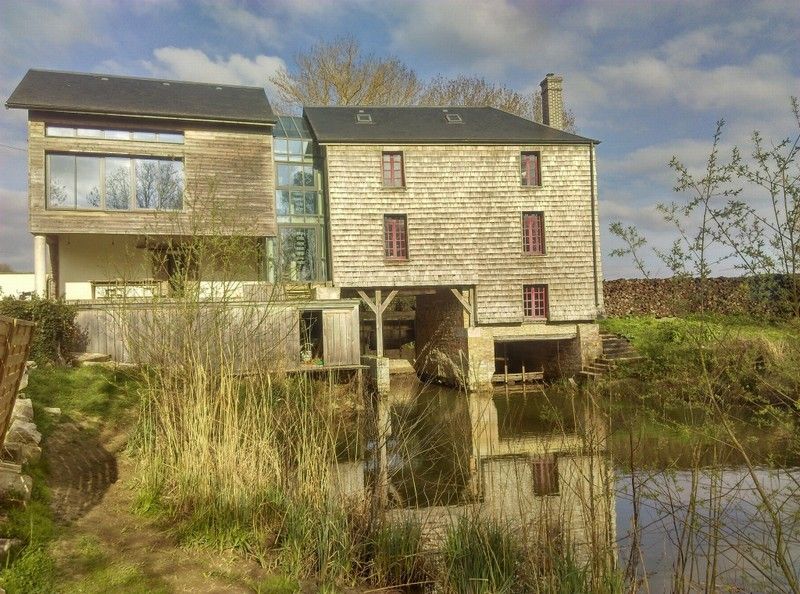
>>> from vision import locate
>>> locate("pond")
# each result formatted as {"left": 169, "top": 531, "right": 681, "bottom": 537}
{"left": 332, "top": 376, "right": 800, "bottom": 592}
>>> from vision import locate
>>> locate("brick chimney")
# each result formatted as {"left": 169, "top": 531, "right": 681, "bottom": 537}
{"left": 540, "top": 73, "right": 564, "bottom": 130}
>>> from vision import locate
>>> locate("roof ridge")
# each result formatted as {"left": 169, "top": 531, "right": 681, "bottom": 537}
{"left": 303, "top": 105, "right": 495, "bottom": 110}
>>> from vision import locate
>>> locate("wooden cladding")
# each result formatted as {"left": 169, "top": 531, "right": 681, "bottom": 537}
{"left": 28, "top": 113, "right": 275, "bottom": 237}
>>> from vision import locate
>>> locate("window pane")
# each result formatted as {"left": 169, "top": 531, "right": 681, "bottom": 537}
{"left": 48, "top": 154, "right": 75, "bottom": 208}
{"left": 132, "top": 131, "right": 158, "bottom": 142}
{"left": 288, "top": 140, "right": 303, "bottom": 157}
{"left": 291, "top": 191, "right": 305, "bottom": 214}
{"left": 302, "top": 166, "right": 314, "bottom": 187}
{"left": 280, "top": 228, "right": 316, "bottom": 281}
{"left": 47, "top": 126, "right": 74, "bottom": 137}
{"left": 276, "top": 190, "right": 290, "bottom": 215}
{"left": 76, "top": 128, "right": 103, "bottom": 138}
{"left": 277, "top": 164, "right": 302, "bottom": 187}
{"left": 136, "top": 158, "right": 183, "bottom": 209}
{"left": 106, "top": 157, "right": 131, "bottom": 210}
{"left": 305, "top": 192, "right": 317, "bottom": 215}
{"left": 158, "top": 132, "right": 184, "bottom": 144}
{"left": 76, "top": 157, "right": 102, "bottom": 208}
{"left": 274, "top": 139, "right": 288, "bottom": 158}
{"left": 105, "top": 129, "right": 131, "bottom": 140}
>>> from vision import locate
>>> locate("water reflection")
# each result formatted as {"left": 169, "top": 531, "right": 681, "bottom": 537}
{"left": 331, "top": 378, "right": 800, "bottom": 591}
{"left": 333, "top": 377, "right": 617, "bottom": 568}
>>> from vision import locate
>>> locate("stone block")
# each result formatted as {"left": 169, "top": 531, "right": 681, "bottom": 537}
{"left": 3, "top": 441, "right": 42, "bottom": 465}
{"left": 0, "top": 467, "right": 32, "bottom": 501}
{"left": 5, "top": 419, "right": 41, "bottom": 446}
{"left": 11, "top": 398, "right": 33, "bottom": 423}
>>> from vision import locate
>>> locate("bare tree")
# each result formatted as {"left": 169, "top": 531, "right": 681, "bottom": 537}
{"left": 271, "top": 36, "right": 422, "bottom": 110}
{"left": 271, "top": 37, "right": 578, "bottom": 132}
{"left": 419, "top": 75, "right": 533, "bottom": 119}
{"left": 0, "top": 263, "right": 14, "bottom": 273}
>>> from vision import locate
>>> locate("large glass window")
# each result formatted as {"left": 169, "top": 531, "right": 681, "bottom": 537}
{"left": 105, "top": 157, "right": 131, "bottom": 210}
{"left": 45, "top": 125, "right": 184, "bottom": 144}
{"left": 280, "top": 227, "right": 317, "bottom": 281}
{"left": 76, "top": 157, "right": 101, "bottom": 208}
{"left": 46, "top": 154, "right": 183, "bottom": 211}
{"left": 273, "top": 116, "right": 327, "bottom": 281}
{"left": 135, "top": 158, "right": 184, "bottom": 210}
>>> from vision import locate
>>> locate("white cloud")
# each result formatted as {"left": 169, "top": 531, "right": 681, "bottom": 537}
{"left": 143, "top": 47, "right": 286, "bottom": 95}
{"left": 201, "top": 2, "right": 280, "bottom": 46}
{"left": 384, "top": 0, "right": 584, "bottom": 78}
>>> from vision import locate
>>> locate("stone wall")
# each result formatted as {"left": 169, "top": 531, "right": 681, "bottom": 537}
{"left": 414, "top": 289, "right": 468, "bottom": 384}
{"left": 602, "top": 277, "right": 785, "bottom": 317}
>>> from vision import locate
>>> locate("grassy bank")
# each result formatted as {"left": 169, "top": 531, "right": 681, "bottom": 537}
{"left": 0, "top": 365, "right": 143, "bottom": 593}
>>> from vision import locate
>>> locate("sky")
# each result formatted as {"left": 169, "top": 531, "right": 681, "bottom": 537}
{"left": 0, "top": 0, "right": 798, "bottom": 278}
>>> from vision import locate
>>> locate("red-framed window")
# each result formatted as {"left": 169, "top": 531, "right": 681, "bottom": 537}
{"left": 523, "top": 212, "right": 545, "bottom": 254}
{"left": 521, "top": 151, "right": 541, "bottom": 186}
{"left": 382, "top": 151, "right": 405, "bottom": 187}
{"left": 523, "top": 284, "right": 548, "bottom": 318}
{"left": 384, "top": 214, "right": 408, "bottom": 260}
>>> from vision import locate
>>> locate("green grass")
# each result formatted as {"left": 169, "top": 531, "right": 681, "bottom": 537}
{"left": 443, "top": 516, "right": 521, "bottom": 594}
{"left": 55, "top": 535, "right": 169, "bottom": 594}
{"left": 600, "top": 314, "right": 800, "bottom": 347}
{"left": 1, "top": 366, "right": 142, "bottom": 594}
{"left": 26, "top": 365, "right": 141, "bottom": 436}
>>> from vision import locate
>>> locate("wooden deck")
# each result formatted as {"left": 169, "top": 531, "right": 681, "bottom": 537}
{"left": 491, "top": 368, "right": 544, "bottom": 385}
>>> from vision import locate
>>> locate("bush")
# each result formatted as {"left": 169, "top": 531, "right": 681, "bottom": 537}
{"left": 0, "top": 297, "right": 85, "bottom": 363}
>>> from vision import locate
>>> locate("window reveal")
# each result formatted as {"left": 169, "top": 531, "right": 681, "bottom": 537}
{"left": 523, "top": 212, "right": 545, "bottom": 254}
{"left": 521, "top": 151, "right": 541, "bottom": 186}
{"left": 523, "top": 284, "right": 548, "bottom": 318}
{"left": 382, "top": 152, "right": 405, "bottom": 187}
{"left": 384, "top": 215, "right": 408, "bottom": 260}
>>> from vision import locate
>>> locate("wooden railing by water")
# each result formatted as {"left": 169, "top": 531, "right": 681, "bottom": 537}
{"left": 0, "top": 315, "right": 35, "bottom": 446}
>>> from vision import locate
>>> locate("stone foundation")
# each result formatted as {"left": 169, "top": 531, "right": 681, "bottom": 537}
{"left": 415, "top": 296, "right": 602, "bottom": 392}
{"left": 414, "top": 290, "right": 469, "bottom": 385}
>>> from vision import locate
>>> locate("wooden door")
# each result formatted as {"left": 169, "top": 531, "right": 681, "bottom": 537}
{"left": 323, "top": 308, "right": 358, "bottom": 366}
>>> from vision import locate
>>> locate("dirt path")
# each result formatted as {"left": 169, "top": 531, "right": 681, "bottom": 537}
{"left": 44, "top": 423, "right": 274, "bottom": 593}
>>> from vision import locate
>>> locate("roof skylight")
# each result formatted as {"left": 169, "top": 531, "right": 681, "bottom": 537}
{"left": 445, "top": 113, "right": 463, "bottom": 123}
{"left": 356, "top": 112, "right": 373, "bottom": 124}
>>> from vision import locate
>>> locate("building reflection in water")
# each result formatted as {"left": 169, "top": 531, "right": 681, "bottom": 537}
{"left": 331, "top": 378, "right": 617, "bottom": 568}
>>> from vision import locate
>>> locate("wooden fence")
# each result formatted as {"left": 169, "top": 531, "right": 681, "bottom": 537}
{"left": 0, "top": 316, "right": 35, "bottom": 445}
{"left": 74, "top": 299, "right": 361, "bottom": 368}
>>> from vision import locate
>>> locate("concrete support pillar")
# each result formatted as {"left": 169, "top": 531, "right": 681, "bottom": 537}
{"left": 33, "top": 234, "right": 47, "bottom": 298}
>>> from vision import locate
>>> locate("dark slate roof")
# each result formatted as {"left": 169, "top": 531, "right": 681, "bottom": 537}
{"left": 5, "top": 69, "right": 276, "bottom": 124}
{"left": 303, "top": 106, "right": 596, "bottom": 144}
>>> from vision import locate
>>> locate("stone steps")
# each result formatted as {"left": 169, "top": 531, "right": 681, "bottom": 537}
{"left": 579, "top": 333, "right": 642, "bottom": 379}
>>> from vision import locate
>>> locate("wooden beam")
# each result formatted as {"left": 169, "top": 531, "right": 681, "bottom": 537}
{"left": 379, "top": 289, "right": 399, "bottom": 314}
{"left": 375, "top": 289, "right": 383, "bottom": 357}
{"left": 357, "top": 289, "right": 379, "bottom": 314}
{"left": 450, "top": 288, "right": 474, "bottom": 326}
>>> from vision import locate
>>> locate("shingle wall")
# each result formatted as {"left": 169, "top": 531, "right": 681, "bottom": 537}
{"left": 324, "top": 143, "right": 603, "bottom": 325}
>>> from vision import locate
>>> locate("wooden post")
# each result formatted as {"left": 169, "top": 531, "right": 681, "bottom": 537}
{"left": 522, "top": 363, "right": 526, "bottom": 396}
{"left": 375, "top": 289, "right": 383, "bottom": 357}
{"left": 357, "top": 289, "right": 398, "bottom": 360}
